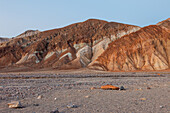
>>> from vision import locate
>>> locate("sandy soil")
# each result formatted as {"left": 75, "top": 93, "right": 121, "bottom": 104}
{"left": 0, "top": 68, "right": 169, "bottom": 113}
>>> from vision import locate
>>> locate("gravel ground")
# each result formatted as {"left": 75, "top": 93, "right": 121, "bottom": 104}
{"left": 0, "top": 70, "right": 169, "bottom": 113}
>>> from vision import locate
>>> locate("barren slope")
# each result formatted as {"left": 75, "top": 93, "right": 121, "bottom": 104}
{"left": 0, "top": 19, "right": 140, "bottom": 69}
{"left": 90, "top": 25, "right": 170, "bottom": 71}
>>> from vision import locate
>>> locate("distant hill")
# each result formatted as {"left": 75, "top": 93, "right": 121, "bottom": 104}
{"left": 0, "top": 18, "right": 169, "bottom": 71}
{"left": 0, "top": 37, "right": 9, "bottom": 43}
{"left": 15, "top": 30, "right": 40, "bottom": 39}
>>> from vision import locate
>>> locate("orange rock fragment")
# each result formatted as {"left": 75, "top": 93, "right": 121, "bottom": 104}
{"left": 101, "top": 85, "right": 119, "bottom": 90}
{"left": 140, "top": 98, "right": 146, "bottom": 100}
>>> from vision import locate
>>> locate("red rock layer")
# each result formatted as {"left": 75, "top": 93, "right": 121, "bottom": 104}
{"left": 91, "top": 25, "right": 170, "bottom": 71}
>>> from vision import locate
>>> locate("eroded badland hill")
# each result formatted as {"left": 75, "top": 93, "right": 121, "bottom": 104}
{"left": 0, "top": 18, "right": 169, "bottom": 71}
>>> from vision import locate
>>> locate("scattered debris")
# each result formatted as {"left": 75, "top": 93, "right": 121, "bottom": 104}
{"left": 101, "top": 85, "right": 119, "bottom": 90}
{"left": 67, "top": 104, "right": 77, "bottom": 108}
{"left": 37, "top": 95, "right": 43, "bottom": 99}
{"left": 119, "top": 86, "right": 125, "bottom": 90}
{"left": 8, "top": 101, "right": 22, "bottom": 108}
{"left": 50, "top": 108, "right": 59, "bottom": 113}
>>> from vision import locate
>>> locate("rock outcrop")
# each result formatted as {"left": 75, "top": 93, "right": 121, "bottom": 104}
{"left": 90, "top": 25, "right": 170, "bottom": 71}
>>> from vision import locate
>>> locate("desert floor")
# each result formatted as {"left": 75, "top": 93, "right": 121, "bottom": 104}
{"left": 0, "top": 68, "right": 169, "bottom": 113}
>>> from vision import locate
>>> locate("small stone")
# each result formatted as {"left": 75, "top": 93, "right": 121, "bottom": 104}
{"left": 160, "top": 106, "right": 164, "bottom": 108}
{"left": 8, "top": 101, "right": 22, "bottom": 108}
{"left": 119, "top": 86, "right": 125, "bottom": 90}
{"left": 101, "top": 85, "right": 119, "bottom": 90}
{"left": 147, "top": 87, "right": 151, "bottom": 89}
{"left": 140, "top": 98, "right": 146, "bottom": 101}
{"left": 85, "top": 96, "right": 90, "bottom": 98}
{"left": 37, "top": 95, "right": 43, "bottom": 99}
{"left": 136, "top": 88, "right": 142, "bottom": 90}
{"left": 157, "top": 73, "right": 161, "bottom": 76}
{"left": 50, "top": 108, "right": 59, "bottom": 113}
{"left": 78, "top": 90, "right": 81, "bottom": 92}
{"left": 33, "top": 103, "right": 39, "bottom": 106}
{"left": 54, "top": 98, "right": 57, "bottom": 100}
{"left": 16, "top": 96, "right": 19, "bottom": 100}
{"left": 90, "top": 87, "right": 96, "bottom": 90}
{"left": 67, "top": 104, "right": 77, "bottom": 108}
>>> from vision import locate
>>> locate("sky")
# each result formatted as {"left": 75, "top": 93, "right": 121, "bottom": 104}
{"left": 0, "top": 0, "right": 169, "bottom": 37}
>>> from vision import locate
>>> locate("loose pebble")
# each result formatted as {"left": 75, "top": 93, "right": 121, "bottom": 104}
{"left": 147, "top": 87, "right": 151, "bottom": 89}
{"left": 140, "top": 98, "right": 146, "bottom": 101}
{"left": 67, "top": 104, "right": 77, "bottom": 108}
{"left": 119, "top": 86, "right": 125, "bottom": 90}
{"left": 85, "top": 96, "right": 90, "bottom": 98}
{"left": 101, "top": 85, "right": 119, "bottom": 90}
{"left": 91, "top": 87, "right": 96, "bottom": 90}
{"left": 50, "top": 108, "right": 59, "bottom": 113}
{"left": 136, "top": 88, "right": 142, "bottom": 90}
{"left": 37, "top": 95, "right": 43, "bottom": 99}
{"left": 33, "top": 103, "right": 39, "bottom": 106}
{"left": 8, "top": 101, "right": 22, "bottom": 108}
{"left": 160, "top": 106, "right": 164, "bottom": 108}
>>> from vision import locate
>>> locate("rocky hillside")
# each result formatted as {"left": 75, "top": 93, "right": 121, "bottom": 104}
{"left": 0, "top": 19, "right": 140, "bottom": 69}
{"left": 157, "top": 18, "right": 170, "bottom": 30}
{"left": 90, "top": 25, "right": 170, "bottom": 71}
{"left": 0, "top": 18, "right": 169, "bottom": 71}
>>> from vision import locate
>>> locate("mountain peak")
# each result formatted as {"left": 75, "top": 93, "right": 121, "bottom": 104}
{"left": 15, "top": 30, "right": 40, "bottom": 38}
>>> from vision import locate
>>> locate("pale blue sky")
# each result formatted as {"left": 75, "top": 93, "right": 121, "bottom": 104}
{"left": 0, "top": 0, "right": 169, "bottom": 37}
